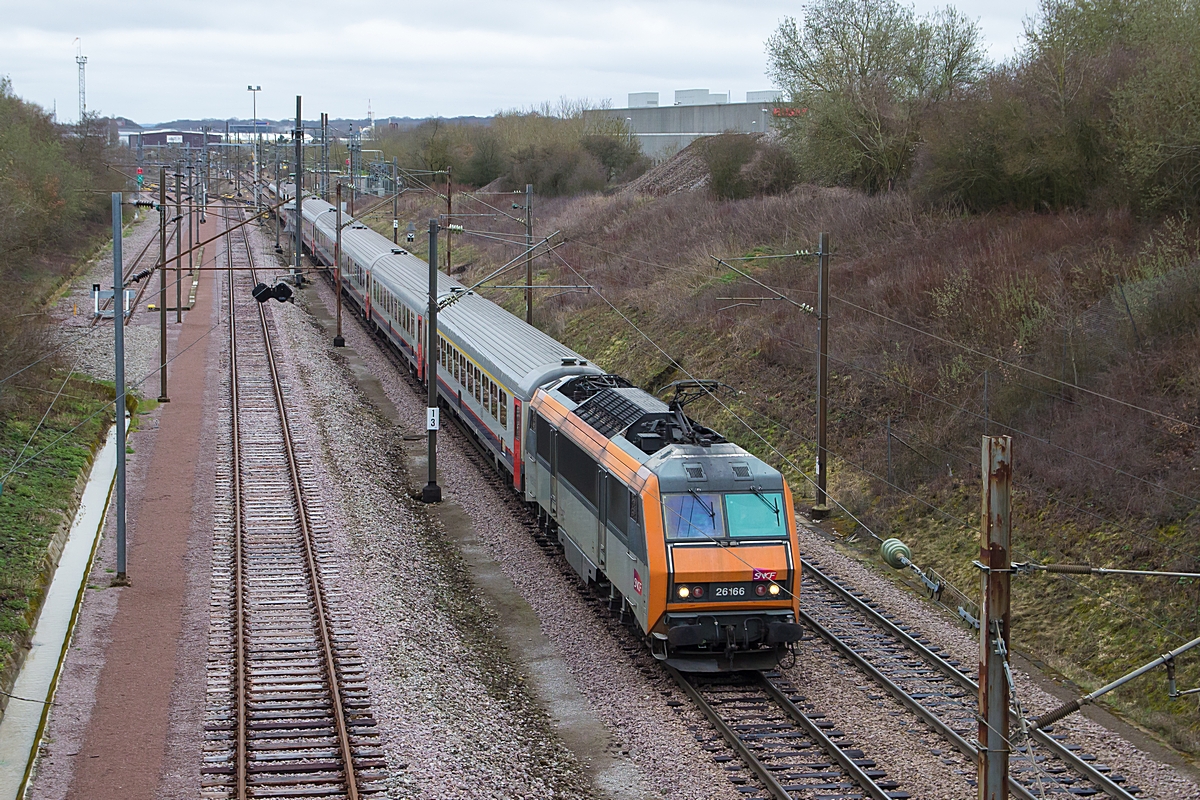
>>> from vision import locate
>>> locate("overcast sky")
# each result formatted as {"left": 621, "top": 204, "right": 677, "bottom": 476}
{"left": 1, "top": 1, "right": 1038, "bottom": 125}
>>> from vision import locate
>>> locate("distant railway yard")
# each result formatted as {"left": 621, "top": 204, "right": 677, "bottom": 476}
{"left": 3, "top": 163, "right": 1192, "bottom": 800}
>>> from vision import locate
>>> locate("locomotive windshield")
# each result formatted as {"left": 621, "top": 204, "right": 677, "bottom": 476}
{"left": 663, "top": 492, "right": 724, "bottom": 539}
{"left": 725, "top": 492, "right": 785, "bottom": 537}
{"left": 663, "top": 492, "right": 788, "bottom": 540}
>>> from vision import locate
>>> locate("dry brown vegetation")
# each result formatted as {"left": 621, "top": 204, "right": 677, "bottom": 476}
{"left": 430, "top": 174, "right": 1200, "bottom": 752}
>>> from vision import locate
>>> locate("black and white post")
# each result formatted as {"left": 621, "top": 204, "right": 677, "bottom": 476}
{"left": 421, "top": 218, "right": 442, "bottom": 504}
{"left": 112, "top": 193, "right": 128, "bottom": 583}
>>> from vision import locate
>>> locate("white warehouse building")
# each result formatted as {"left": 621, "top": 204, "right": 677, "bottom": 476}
{"left": 585, "top": 89, "right": 786, "bottom": 161}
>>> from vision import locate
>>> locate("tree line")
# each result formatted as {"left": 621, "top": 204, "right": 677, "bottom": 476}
{"left": 372, "top": 98, "right": 648, "bottom": 196}
{"left": 766, "top": 0, "right": 1200, "bottom": 214}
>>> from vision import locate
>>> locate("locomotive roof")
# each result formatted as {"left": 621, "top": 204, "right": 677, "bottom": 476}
{"left": 300, "top": 196, "right": 599, "bottom": 396}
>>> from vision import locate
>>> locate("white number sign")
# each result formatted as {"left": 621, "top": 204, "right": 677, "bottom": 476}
{"left": 426, "top": 407, "right": 440, "bottom": 431}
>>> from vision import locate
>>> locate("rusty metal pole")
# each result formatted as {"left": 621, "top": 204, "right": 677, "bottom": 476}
{"left": 814, "top": 231, "right": 830, "bottom": 514}
{"left": 334, "top": 184, "right": 344, "bottom": 348}
{"left": 157, "top": 166, "right": 169, "bottom": 402}
{"left": 392, "top": 159, "right": 399, "bottom": 244}
{"left": 421, "top": 219, "right": 442, "bottom": 504}
{"left": 979, "top": 434, "right": 1012, "bottom": 800}
{"left": 294, "top": 96, "right": 303, "bottom": 285}
{"left": 524, "top": 183, "right": 533, "bottom": 324}
{"left": 174, "top": 169, "right": 182, "bottom": 322}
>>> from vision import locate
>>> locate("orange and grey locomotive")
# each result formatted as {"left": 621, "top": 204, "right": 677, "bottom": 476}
{"left": 283, "top": 191, "right": 804, "bottom": 672}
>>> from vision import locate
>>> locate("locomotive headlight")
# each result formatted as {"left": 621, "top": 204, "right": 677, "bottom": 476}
{"left": 677, "top": 585, "right": 690, "bottom": 599}
{"left": 768, "top": 583, "right": 781, "bottom": 596}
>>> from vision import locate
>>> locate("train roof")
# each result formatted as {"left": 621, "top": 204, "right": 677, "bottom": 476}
{"left": 299, "top": 195, "right": 601, "bottom": 396}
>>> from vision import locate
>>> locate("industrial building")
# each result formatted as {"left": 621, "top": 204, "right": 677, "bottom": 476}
{"left": 586, "top": 89, "right": 786, "bottom": 161}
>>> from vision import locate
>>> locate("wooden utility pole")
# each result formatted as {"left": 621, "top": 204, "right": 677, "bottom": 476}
{"left": 979, "top": 435, "right": 1012, "bottom": 800}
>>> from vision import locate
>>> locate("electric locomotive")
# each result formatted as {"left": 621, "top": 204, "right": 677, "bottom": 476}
{"left": 285, "top": 192, "right": 804, "bottom": 672}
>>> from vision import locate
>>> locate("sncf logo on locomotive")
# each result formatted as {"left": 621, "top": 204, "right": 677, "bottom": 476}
{"left": 752, "top": 569, "right": 778, "bottom": 582}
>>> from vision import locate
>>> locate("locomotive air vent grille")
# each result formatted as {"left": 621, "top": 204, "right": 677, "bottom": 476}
{"left": 731, "top": 463, "right": 752, "bottom": 480}
{"left": 684, "top": 463, "right": 706, "bottom": 481}
{"left": 574, "top": 388, "right": 668, "bottom": 439}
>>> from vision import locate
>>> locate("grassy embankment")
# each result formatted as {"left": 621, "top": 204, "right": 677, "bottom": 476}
{"left": 0, "top": 78, "right": 129, "bottom": 700}
{"left": 443, "top": 184, "right": 1200, "bottom": 756}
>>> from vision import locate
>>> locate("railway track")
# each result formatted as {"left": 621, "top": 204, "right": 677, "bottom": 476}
{"left": 799, "top": 555, "right": 1141, "bottom": 800}
{"left": 202, "top": 203, "right": 385, "bottom": 799}
{"left": 669, "top": 667, "right": 906, "bottom": 800}
{"left": 316, "top": 272, "right": 912, "bottom": 800}
{"left": 314, "top": 266, "right": 1141, "bottom": 800}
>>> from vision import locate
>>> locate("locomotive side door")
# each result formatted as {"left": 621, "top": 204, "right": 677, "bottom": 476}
{"left": 549, "top": 428, "right": 558, "bottom": 516}
{"left": 596, "top": 473, "right": 608, "bottom": 570}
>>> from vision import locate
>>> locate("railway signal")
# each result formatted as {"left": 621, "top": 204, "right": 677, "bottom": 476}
{"left": 252, "top": 281, "right": 293, "bottom": 303}
{"left": 136, "top": 166, "right": 144, "bottom": 187}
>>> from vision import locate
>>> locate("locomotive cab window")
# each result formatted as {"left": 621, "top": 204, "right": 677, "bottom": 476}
{"left": 662, "top": 492, "right": 724, "bottom": 540}
{"left": 725, "top": 492, "right": 786, "bottom": 538}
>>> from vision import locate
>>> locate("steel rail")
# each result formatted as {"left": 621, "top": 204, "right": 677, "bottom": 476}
{"left": 665, "top": 666, "right": 793, "bottom": 800}
{"left": 667, "top": 666, "right": 897, "bottom": 800}
{"left": 755, "top": 672, "right": 893, "bottom": 800}
{"left": 225, "top": 207, "right": 249, "bottom": 800}
{"left": 238, "top": 214, "right": 361, "bottom": 800}
{"left": 802, "top": 557, "right": 1137, "bottom": 800}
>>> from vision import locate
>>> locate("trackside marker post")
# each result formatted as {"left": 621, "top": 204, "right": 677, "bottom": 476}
{"left": 421, "top": 218, "right": 442, "bottom": 504}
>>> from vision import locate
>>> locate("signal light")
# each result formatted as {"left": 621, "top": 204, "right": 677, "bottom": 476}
{"left": 136, "top": 167, "right": 143, "bottom": 174}
{"left": 252, "top": 282, "right": 294, "bottom": 303}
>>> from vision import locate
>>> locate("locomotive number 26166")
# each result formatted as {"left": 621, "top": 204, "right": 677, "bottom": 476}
{"left": 715, "top": 585, "right": 745, "bottom": 598}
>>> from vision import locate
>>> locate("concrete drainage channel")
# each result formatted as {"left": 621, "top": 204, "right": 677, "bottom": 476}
{"left": 0, "top": 428, "right": 117, "bottom": 800}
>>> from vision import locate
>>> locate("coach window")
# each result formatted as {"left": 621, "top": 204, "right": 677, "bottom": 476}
{"left": 474, "top": 368, "right": 482, "bottom": 402}
{"left": 499, "top": 390, "right": 508, "bottom": 429}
